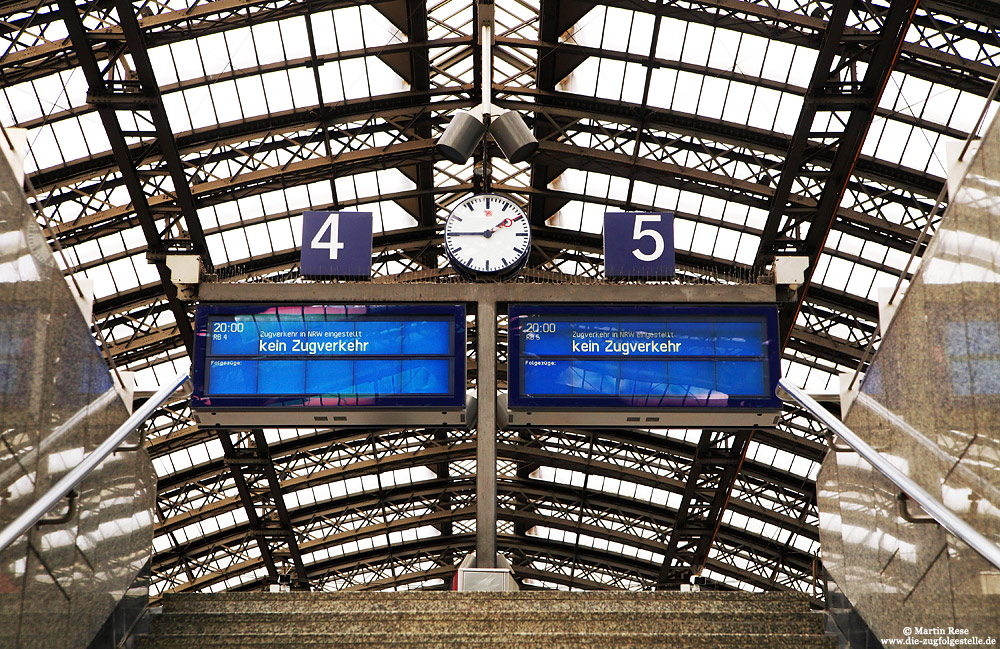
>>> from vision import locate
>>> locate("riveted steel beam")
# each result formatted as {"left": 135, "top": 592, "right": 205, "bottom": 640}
{"left": 751, "top": 0, "right": 920, "bottom": 344}
{"left": 656, "top": 430, "right": 754, "bottom": 588}
{"left": 217, "top": 429, "right": 310, "bottom": 589}
{"left": 55, "top": 0, "right": 197, "bottom": 351}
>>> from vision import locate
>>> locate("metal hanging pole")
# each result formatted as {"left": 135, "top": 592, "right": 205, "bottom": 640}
{"left": 476, "top": 297, "right": 498, "bottom": 568}
{"left": 480, "top": 3, "right": 493, "bottom": 194}
{"left": 473, "top": 0, "right": 498, "bottom": 570}
{"left": 481, "top": 8, "right": 493, "bottom": 119}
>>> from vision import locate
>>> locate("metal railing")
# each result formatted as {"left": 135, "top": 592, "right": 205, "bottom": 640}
{"left": 0, "top": 372, "right": 189, "bottom": 553}
{"left": 778, "top": 378, "right": 1000, "bottom": 571}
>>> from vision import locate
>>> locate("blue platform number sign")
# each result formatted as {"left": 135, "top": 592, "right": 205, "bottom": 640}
{"left": 603, "top": 212, "right": 675, "bottom": 278}
{"left": 300, "top": 211, "right": 373, "bottom": 278}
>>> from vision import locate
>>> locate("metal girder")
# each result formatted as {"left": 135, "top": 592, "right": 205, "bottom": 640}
{"left": 752, "top": 0, "right": 920, "bottom": 343}
{"left": 753, "top": 426, "right": 827, "bottom": 462}
{"left": 5, "top": 0, "right": 996, "bottom": 102}
{"left": 217, "top": 429, "right": 310, "bottom": 589}
{"left": 147, "top": 400, "right": 820, "bottom": 597}
{"left": 594, "top": 0, "right": 998, "bottom": 95}
{"left": 45, "top": 147, "right": 915, "bottom": 281}
{"left": 528, "top": 126, "right": 931, "bottom": 240}
{"left": 110, "top": 0, "right": 213, "bottom": 268}
{"left": 13, "top": 38, "right": 470, "bottom": 136}
{"left": 155, "top": 493, "right": 814, "bottom": 596}
{"left": 29, "top": 90, "right": 467, "bottom": 202}
{"left": 656, "top": 430, "right": 754, "bottom": 588}
{"left": 33, "top": 97, "right": 936, "bottom": 308}
{"left": 154, "top": 477, "right": 464, "bottom": 569}
{"left": 290, "top": 528, "right": 810, "bottom": 595}
{"left": 154, "top": 428, "right": 814, "bottom": 542}
{"left": 39, "top": 137, "right": 443, "bottom": 249}
{"left": 506, "top": 515, "right": 813, "bottom": 590}
{"left": 356, "top": 0, "right": 441, "bottom": 229}
{"left": 148, "top": 415, "right": 818, "bottom": 516}
{"left": 19, "top": 45, "right": 940, "bottom": 218}
{"left": 518, "top": 102, "right": 942, "bottom": 212}
{"left": 502, "top": 482, "right": 814, "bottom": 568}
{"left": 504, "top": 37, "right": 968, "bottom": 138}
{"left": 2, "top": 0, "right": 398, "bottom": 86}
{"left": 152, "top": 474, "right": 814, "bottom": 586}
{"left": 159, "top": 533, "right": 469, "bottom": 595}
{"left": 510, "top": 426, "right": 814, "bottom": 500}
{"left": 151, "top": 426, "right": 817, "bottom": 579}
{"left": 87, "top": 223, "right": 439, "bottom": 321}
{"left": 43, "top": 132, "right": 928, "bottom": 287}
{"left": 32, "top": 89, "right": 937, "bottom": 244}
{"left": 528, "top": 0, "right": 591, "bottom": 233}
{"left": 157, "top": 441, "right": 478, "bottom": 537}
{"left": 55, "top": 0, "right": 198, "bottom": 352}
{"left": 401, "top": 0, "right": 436, "bottom": 228}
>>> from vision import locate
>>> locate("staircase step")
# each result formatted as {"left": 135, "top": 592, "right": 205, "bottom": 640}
{"left": 160, "top": 591, "right": 811, "bottom": 615}
{"left": 141, "top": 591, "right": 834, "bottom": 649}
{"left": 150, "top": 610, "right": 825, "bottom": 636}
{"left": 137, "top": 631, "right": 838, "bottom": 649}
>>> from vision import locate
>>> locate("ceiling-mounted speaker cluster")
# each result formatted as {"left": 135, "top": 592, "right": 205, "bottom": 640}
{"left": 437, "top": 110, "right": 537, "bottom": 165}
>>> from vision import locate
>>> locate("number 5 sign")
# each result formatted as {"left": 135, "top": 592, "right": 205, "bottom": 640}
{"left": 301, "top": 211, "right": 373, "bottom": 278}
{"left": 603, "top": 212, "right": 675, "bottom": 278}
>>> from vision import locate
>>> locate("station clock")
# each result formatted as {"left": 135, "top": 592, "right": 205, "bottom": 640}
{"left": 443, "top": 193, "right": 531, "bottom": 281}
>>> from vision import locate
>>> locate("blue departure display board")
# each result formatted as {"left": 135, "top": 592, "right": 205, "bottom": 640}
{"left": 192, "top": 304, "right": 465, "bottom": 410}
{"left": 508, "top": 304, "right": 781, "bottom": 410}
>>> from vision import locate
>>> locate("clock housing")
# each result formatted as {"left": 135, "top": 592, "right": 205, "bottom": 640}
{"left": 443, "top": 193, "right": 531, "bottom": 280}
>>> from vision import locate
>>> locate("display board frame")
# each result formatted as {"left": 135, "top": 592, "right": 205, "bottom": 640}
{"left": 507, "top": 303, "right": 782, "bottom": 423}
{"left": 191, "top": 303, "right": 467, "bottom": 425}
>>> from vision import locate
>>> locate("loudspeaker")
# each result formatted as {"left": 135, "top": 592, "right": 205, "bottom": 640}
{"left": 437, "top": 111, "right": 487, "bottom": 164}
{"left": 490, "top": 110, "right": 538, "bottom": 163}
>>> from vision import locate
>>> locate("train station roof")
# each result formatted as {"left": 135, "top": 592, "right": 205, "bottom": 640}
{"left": 3, "top": 0, "right": 996, "bottom": 598}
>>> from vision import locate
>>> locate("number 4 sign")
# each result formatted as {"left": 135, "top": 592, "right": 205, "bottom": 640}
{"left": 603, "top": 212, "right": 675, "bottom": 278}
{"left": 300, "top": 211, "right": 373, "bottom": 278}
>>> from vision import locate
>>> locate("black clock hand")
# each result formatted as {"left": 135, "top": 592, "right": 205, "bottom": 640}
{"left": 447, "top": 231, "right": 492, "bottom": 236}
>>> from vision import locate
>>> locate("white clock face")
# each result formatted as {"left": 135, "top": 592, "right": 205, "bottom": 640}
{"left": 444, "top": 194, "right": 530, "bottom": 279}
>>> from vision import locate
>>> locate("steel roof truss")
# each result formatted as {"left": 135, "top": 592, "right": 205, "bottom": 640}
{"left": 655, "top": 429, "right": 754, "bottom": 588}
{"left": 56, "top": 0, "right": 200, "bottom": 352}
{"left": 752, "top": 0, "right": 920, "bottom": 343}
{"left": 217, "top": 429, "right": 311, "bottom": 590}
